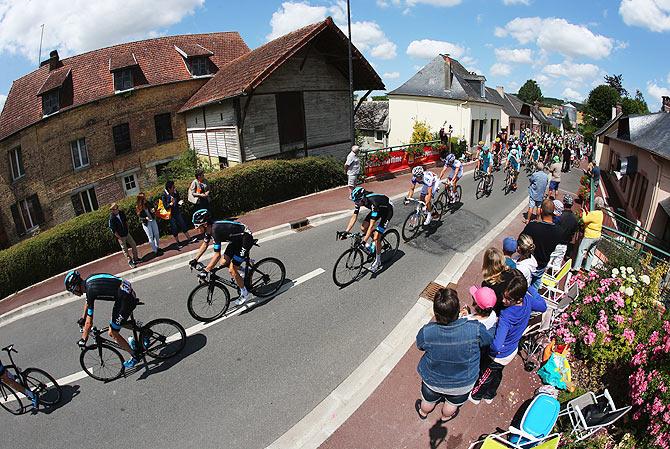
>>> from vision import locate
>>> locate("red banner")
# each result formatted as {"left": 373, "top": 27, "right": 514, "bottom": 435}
{"left": 365, "top": 146, "right": 441, "bottom": 177}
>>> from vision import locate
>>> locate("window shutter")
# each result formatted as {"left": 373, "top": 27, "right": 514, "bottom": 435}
{"left": 71, "top": 194, "right": 84, "bottom": 216}
{"left": 29, "top": 194, "right": 45, "bottom": 225}
{"left": 10, "top": 203, "right": 26, "bottom": 236}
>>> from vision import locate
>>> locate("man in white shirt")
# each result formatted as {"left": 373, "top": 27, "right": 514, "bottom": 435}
{"left": 345, "top": 145, "right": 361, "bottom": 193}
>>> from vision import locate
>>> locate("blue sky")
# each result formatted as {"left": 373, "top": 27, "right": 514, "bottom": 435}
{"left": 1, "top": 0, "right": 669, "bottom": 111}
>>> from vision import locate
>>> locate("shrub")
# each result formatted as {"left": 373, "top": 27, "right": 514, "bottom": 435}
{"left": 0, "top": 157, "right": 345, "bottom": 298}
{"left": 410, "top": 120, "right": 432, "bottom": 144}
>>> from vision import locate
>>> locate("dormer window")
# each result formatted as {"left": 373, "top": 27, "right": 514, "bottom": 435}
{"left": 37, "top": 66, "right": 71, "bottom": 117}
{"left": 481, "top": 82, "right": 485, "bottom": 99}
{"left": 114, "top": 69, "right": 133, "bottom": 92}
{"left": 109, "top": 52, "right": 144, "bottom": 93}
{"left": 174, "top": 44, "right": 216, "bottom": 78}
{"left": 188, "top": 57, "right": 210, "bottom": 77}
{"left": 42, "top": 90, "right": 60, "bottom": 115}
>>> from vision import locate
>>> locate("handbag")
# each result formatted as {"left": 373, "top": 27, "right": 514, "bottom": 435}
{"left": 156, "top": 198, "right": 172, "bottom": 220}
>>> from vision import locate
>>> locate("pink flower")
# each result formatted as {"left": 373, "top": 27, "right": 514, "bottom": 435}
{"left": 583, "top": 329, "right": 596, "bottom": 346}
{"left": 650, "top": 331, "right": 660, "bottom": 345}
{"left": 613, "top": 315, "right": 625, "bottom": 325}
{"left": 623, "top": 328, "right": 636, "bottom": 344}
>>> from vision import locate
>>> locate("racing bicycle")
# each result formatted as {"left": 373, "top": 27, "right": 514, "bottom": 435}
{"left": 333, "top": 230, "right": 400, "bottom": 287}
{"left": 0, "top": 345, "right": 62, "bottom": 414}
{"left": 188, "top": 243, "right": 286, "bottom": 322}
{"left": 476, "top": 172, "right": 494, "bottom": 199}
{"left": 401, "top": 198, "right": 442, "bottom": 241}
{"left": 434, "top": 180, "right": 462, "bottom": 210}
{"left": 78, "top": 304, "right": 186, "bottom": 382}
{"left": 503, "top": 166, "right": 517, "bottom": 195}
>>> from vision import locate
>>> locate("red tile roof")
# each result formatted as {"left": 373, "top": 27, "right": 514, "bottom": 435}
{"left": 36, "top": 67, "right": 71, "bottom": 95}
{"left": 108, "top": 52, "right": 138, "bottom": 72}
{"left": 180, "top": 18, "right": 384, "bottom": 112}
{"left": 174, "top": 43, "right": 213, "bottom": 57}
{"left": 0, "top": 32, "right": 250, "bottom": 142}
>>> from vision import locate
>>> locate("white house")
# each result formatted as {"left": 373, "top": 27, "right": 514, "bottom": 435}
{"left": 387, "top": 55, "right": 502, "bottom": 147}
{"left": 486, "top": 86, "right": 532, "bottom": 137}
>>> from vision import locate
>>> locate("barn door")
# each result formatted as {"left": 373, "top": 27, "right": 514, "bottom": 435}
{"left": 275, "top": 91, "right": 306, "bottom": 152}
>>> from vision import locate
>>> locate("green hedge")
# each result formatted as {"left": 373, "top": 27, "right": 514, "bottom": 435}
{"left": 0, "top": 157, "right": 346, "bottom": 298}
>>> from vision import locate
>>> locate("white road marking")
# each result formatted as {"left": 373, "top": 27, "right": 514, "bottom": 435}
{"left": 0, "top": 268, "right": 325, "bottom": 404}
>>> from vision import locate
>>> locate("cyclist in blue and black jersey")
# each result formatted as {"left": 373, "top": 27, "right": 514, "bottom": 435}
{"left": 340, "top": 187, "right": 394, "bottom": 272}
{"left": 191, "top": 210, "right": 254, "bottom": 306}
{"left": 480, "top": 145, "right": 494, "bottom": 175}
{"left": 505, "top": 148, "right": 521, "bottom": 190}
{"left": 66, "top": 271, "right": 140, "bottom": 368}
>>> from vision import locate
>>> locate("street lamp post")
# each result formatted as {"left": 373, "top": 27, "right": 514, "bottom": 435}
{"left": 347, "top": 0, "right": 355, "bottom": 147}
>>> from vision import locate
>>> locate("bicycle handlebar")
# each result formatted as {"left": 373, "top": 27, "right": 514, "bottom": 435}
{"left": 1, "top": 344, "right": 17, "bottom": 354}
{"left": 405, "top": 197, "right": 426, "bottom": 206}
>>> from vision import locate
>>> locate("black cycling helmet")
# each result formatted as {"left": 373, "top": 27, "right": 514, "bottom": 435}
{"left": 65, "top": 270, "right": 82, "bottom": 293}
{"left": 351, "top": 186, "right": 367, "bottom": 202}
{"left": 192, "top": 209, "right": 210, "bottom": 226}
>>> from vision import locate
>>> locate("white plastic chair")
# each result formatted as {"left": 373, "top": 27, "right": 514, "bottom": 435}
{"left": 557, "top": 389, "right": 631, "bottom": 441}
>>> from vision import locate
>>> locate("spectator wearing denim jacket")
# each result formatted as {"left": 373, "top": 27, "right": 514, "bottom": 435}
{"left": 415, "top": 287, "right": 493, "bottom": 422}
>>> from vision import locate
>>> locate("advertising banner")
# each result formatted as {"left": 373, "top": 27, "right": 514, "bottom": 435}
{"left": 364, "top": 146, "right": 441, "bottom": 177}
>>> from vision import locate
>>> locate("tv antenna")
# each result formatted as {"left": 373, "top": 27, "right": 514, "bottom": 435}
{"left": 37, "top": 24, "right": 45, "bottom": 67}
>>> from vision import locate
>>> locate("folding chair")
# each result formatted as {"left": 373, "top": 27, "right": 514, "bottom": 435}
{"left": 540, "top": 258, "right": 572, "bottom": 302}
{"left": 474, "top": 433, "right": 560, "bottom": 449}
{"left": 558, "top": 389, "right": 631, "bottom": 441}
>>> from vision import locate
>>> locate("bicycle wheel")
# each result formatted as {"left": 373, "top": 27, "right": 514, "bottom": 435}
{"left": 0, "top": 381, "right": 23, "bottom": 414}
{"left": 22, "top": 368, "right": 62, "bottom": 406}
{"left": 143, "top": 318, "right": 186, "bottom": 360}
{"left": 380, "top": 229, "right": 400, "bottom": 264}
{"left": 473, "top": 168, "right": 479, "bottom": 180}
{"left": 401, "top": 211, "right": 421, "bottom": 241}
{"left": 433, "top": 194, "right": 446, "bottom": 220}
{"left": 80, "top": 343, "right": 125, "bottom": 382}
{"left": 187, "top": 282, "right": 231, "bottom": 322}
{"left": 476, "top": 178, "right": 485, "bottom": 199}
{"left": 487, "top": 174, "right": 494, "bottom": 194}
{"left": 332, "top": 248, "right": 364, "bottom": 287}
{"left": 247, "top": 257, "right": 286, "bottom": 298}
{"left": 453, "top": 185, "right": 462, "bottom": 204}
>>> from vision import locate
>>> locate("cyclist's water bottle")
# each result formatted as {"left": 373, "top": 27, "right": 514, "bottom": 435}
{"left": 128, "top": 336, "right": 137, "bottom": 351}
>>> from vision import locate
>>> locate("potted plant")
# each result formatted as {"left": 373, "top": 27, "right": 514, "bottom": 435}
{"left": 405, "top": 145, "right": 425, "bottom": 164}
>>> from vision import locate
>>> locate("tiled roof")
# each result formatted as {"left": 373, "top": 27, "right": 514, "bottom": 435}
{"left": 174, "top": 43, "right": 213, "bottom": 57}
{"left": 609, "top": 112, "right": 670, "bottom": 160}
{"left": 0, "top": 32, "right": 250, "bottom": 142}
{"left": 109, "top": 52, "right": 138, "bottom": 71}
{"left": 355, "top": 101, "right": 389, "bottom": 131}
{"left": 180, "top": 18, "right": 384, "bottom": 112}
{"left": 36, "top": 67, "right": 71, "bottom": 95}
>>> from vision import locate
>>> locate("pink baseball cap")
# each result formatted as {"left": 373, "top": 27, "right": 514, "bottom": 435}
{"left": 469, "top": 286, "right": 497, "bottom": 309}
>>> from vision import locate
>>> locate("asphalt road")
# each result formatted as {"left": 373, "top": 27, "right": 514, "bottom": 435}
{"left": 0, "top": 167, "right": 580, "bottom": 449}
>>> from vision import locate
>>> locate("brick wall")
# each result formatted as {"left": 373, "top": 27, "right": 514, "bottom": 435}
{"left": 0, "top": 79, "right": 207, "bottom": 246}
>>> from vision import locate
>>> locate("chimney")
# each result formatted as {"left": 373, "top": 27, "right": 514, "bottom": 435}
{"left": 662, "top": 96, "right": 670, "bottom": 113}
{"left": 612, "top": 106, "right": 617, "bottom": 119}
{"left": 39, "top": 50, "right": 61, "bottom": 71}
{"left": 496, "top": 86, "right": 504, "bottom": 97}
{"left": 443, "top": 54, "right": 452, "bottom": 91}
{"left": 616, "top": 102, "right": 622, "bottom": 116}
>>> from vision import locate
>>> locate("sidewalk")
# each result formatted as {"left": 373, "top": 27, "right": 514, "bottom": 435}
{"left": 0, "top": 167, "right": 440, "bottom": 317}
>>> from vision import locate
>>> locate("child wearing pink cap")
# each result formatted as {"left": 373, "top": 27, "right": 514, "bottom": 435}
{"left": 462, "top": 286, "right": 498, "bottom": 331}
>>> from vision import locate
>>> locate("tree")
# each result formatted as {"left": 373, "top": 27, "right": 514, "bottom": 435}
{"left": 410, "top": 120, "right": 432, "bottom": 144}
{"left": 621, "top": 89, "right": 650, "bottom": 115}
{"left": 562, "top": 114, "right": 574, "bottom": 132}
{"left": 584, "top": 85, "right": 621, "bottom": 129}
{"left": 604, "top": 74, "right": 629, "bottom": 98}
{"left": 517, "top": 79, "right": 543, "bottom": 104}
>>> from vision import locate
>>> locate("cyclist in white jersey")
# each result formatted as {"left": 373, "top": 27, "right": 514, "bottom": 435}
{"left": 405, "top": 166, "right": 440, "bottom": 225}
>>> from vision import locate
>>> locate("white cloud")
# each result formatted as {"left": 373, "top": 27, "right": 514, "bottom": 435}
{"left": 667, "top": 72, "right": 670, "bottom": 84}
{"left": 383, "top": 71, "right": 400, "bottom": 79}
{"left": 0, "top": 0, "right": 204, "bottom": 62}
{"left": 267, "top": 2, "right": 397, "bottom": 59}
{"left": 0, "top": 94, "right": 6, "bottom": 112}
{"left": 502, "top": 0, "right": 531, "bottom": 4}
{"left": 406, "top": 39, "right": 465, "bottom": 59}
{"left": 647, "top": 81, "right": 670, "bottom": 101}
{"left": 490, "top": 62, "right": 512, "bottom": 76}
{"left": 376, "top": 0, "right": 401, "bottom": 7}
{"left": 460, "top": 55, "right": 477, "bottom": 67}
{"left": 543, "top": 60, "right": 601, "bottom": 82}
{"left": 406, "top": 0, "right": 462, "bottom": 6}
{"left": 620, "top": 0, "right": 670, "bottom": 32}
{"left": 562, "top": 87, "right": 583, "bottom": 101}
{"left": 494, "top": 48, "right": 533, "bottom": 64}
{"left": 535, "top": 73, "right": 555, "bottom": 88}
{"left": 615, "top": 40, "right": 629, "bottom": 50}
{"left": 495, "top": 17, "right": 614, "bottom": 59}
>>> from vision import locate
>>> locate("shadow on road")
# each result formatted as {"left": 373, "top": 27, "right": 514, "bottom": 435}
{"left": 239, "top": 277, "right": 295, "bottom": 316}
{"left": 131, "top": 333, "right": 207, "bottom": 381}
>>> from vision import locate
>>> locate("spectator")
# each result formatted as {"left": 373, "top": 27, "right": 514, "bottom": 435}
{"left": 519, "top": 199, "right": 562, "bottom": 290}
{"left": 502, "top": 237, "right": 517, "bottom": 269}
{"left": 470, "top": 270, "right": 547, "bottom": 404}
{"left": 345, "top": 145, "right": 361, "bottom": 193}
{"left": 584, "top": 162, "right": 601, "bottom": 192}
{"left": 162, "top": 180, "right": 196, "bottom": 248}
{"left": 108, "top": 203, "right": 140, "bottom": 268}
{"left": 562, "top": 146, "right": 572, "bottom": 172}
{"left": 415, "top": 287, "right": 492, "bottom": 422}
{"left": 481, "top": 247, "right": 513, "bottom": 314}
{"left": 552, "top": 199, "right": 563, "bottom": 224}
{"left": 462, "top": 286, "right": 498, "bottom": 331}
{"left": 525, "top": 162, "right": 548, "bottom": 223}
{"left": 548, "top": 156, "right": 562, "bottom": 199}
{"left": 515, "top": 234, "right": 537, "bottom": 286}
{"left": 136, "top": 192, "right": 162, "bottom": 256}
{"left": 574, "top": 196, "right": 605, "bottom": 272}
{"left": 188, "top": 169, "right": 210, "bottom": 211}
{"left": 556, "top": 194, "right": 579, "bottom": 256}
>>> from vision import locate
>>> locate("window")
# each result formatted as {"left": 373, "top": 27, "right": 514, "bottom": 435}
{"left": 42, "top": 90, "right": 60, "bottom": 116}
{"left": 154, "top": 113, "right": 174, "bottom": 143}
{"left": 218, "top": 156, "right": 229, "bottom": 169}
{"left": 70, "top": 138, "right": 89, "bottom": 169}
{"left": 114, "top": 69, "right": 133, "bottom": 92}
{"left": 122, "top": 174, "right": 139, "bottom": 196}
{"left": 634, "top": 176, "right": 648, "bottom": 218}
{"left": 188, "top": 57, "right": 210, "bottom": 76}
{"left": 374, "top": 130, "right": 384, "bottom": 143}
{"left": 112, "top": 123, "right": 131, "bottom": 154}
{"left": 470, "top": 120, "right": 477, "bottom": 146}
{"left": 478, "top": 120, "right": 485, "bottom": 142}
{"left": 8, "top": 146, "right": 25, "bottom": 180}
{"left": 10, "top": 195, "right": 44, "bottom": 235}
{"left": 155, "top": 162, "right": 170, "bottom": 178}
{"left": 71, "top": 187, "right": 98, "bottom": 216}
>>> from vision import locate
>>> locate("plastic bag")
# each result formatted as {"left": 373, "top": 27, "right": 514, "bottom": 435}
{"left": 156, "top": 199, "right": 172, "bottom": 220}
{"left": 538, "top": 351, "right": 574, "bottom": 391}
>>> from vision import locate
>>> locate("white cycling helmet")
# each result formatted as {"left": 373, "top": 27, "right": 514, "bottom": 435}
{"left": 511, "top": 148, "right": 518, "bottom": 156}
{"left": 412, "top": 166, "right": 424, "bottom": 178}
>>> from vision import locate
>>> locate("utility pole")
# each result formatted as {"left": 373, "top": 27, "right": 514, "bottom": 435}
{"left": 347, "top": 0, "right": 355, "bottom": 147}
{"left": 37, "top": 24, "right": 45, "bottom": 67}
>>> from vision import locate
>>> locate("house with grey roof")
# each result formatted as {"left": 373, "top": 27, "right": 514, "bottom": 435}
{"left": 597, "top": 100, "right": 670, "bottom": 247}
{"left": 486, "top": 86, "right": 532, "bottom": 137}
{"left": 354, "top": 100, "right": 389, "bottom": 149}
{"left": 387, "top": 55, "right": 503, "bottom": 148}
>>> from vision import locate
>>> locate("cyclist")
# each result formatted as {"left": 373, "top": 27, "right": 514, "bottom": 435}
{"left": 530, "top": 144, "right": 541, "bottom": 170}
{"left": 190, "top": 209, "right": 254, "bottom": 306}
{"left": 340, "top": 187, "right": 393, "bottom": 273}
{"left": 0, "top": 358, "right": 39, "bottom": 409}
{"left": 438, "top": 152, "right": 462, "bottom": 201}
{"left": 473, "top": 141, "right": 484, "bottom": 172}
{"left": 505, "top": 148, "right": 521, "bottom": 190}
{"left": 480, "top": 145, "right": 494, "bottom": 176}
{"left": 406, "top": 166, "right": 440, "bottom": 225}
{"left": 66, "top": 271, "right": 140, "bottom": 369}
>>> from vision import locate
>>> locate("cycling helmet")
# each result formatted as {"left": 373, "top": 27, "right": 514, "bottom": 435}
{"left": 510, "top": 148, "right": 518, "bottom": 156}
{"left": 192, "top": 208, "right": 210, "bottom": 226}
{"left": 553, "top": 155, "right": 560, "bottom": 163}
{"left": 351, "top": 186, "right": 366, "bottom": 202}
{"left": 65, "top": 270, "right": 82, "bottom": 293}
{"left": 412, "top": 166, "right": 425, "bottom": 178}
{"left": 483, "top": 144, "right": 490, "bottom": 152}
{"left": 445, "top": 153, "right": 456, "bottom": 166}
{"left": 495, "top": 137, "right": 500, "bottom": 143}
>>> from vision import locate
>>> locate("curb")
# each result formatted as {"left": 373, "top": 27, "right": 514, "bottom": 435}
{"left": 266, "top": 195, "right": 527, "bottom": 449}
